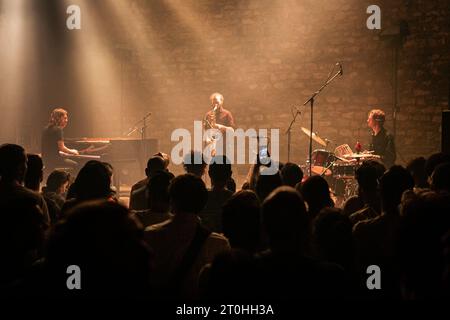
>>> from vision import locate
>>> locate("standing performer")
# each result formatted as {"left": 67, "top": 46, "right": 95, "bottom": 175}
{"left": 367, "top": 108, "right": 396, "bottom": 168}
{"left": 203, "top": 92, "right": 235, "bottom": 157}
{"left": 41, "top": 108, "right": 79, "bottom": 172}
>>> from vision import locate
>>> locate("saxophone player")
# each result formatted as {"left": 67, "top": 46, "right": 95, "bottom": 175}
{"left": 203, "top": 93, "right": 235, "bottom": 157}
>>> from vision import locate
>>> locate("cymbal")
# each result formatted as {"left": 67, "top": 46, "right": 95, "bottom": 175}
{"left": 300, "top": 127, "right": 327, "bottom": 147}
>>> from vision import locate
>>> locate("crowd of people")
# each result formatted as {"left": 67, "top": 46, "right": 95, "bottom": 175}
{"left": 0, "top": 142, "right": 449, "bottom": 300}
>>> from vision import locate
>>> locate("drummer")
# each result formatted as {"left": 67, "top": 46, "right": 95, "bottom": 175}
{"left": 366, "top": 109, "right": 396, "bottom": 168}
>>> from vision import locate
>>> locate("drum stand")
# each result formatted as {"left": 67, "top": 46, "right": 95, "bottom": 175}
{"left": 329, "top": 155, "right": 359, "bottom": 207}
{"left": 320, "top": 160, "right": 336, "bottom": 176}
{"left": 319, "top": 160, "right": 335, "bottom": 177}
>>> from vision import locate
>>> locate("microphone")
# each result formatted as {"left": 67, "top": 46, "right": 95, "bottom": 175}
{"left": 126, "top": 126, "right": 138, "bottom": 136}
{"left": 143, "top": 111, "right": 152, "bottom": 119}
{"left": 213, "top": 104, "right": 219, "bottom": 112}
{"left": 338, "top": 62, "right": 343, "bottom": 76}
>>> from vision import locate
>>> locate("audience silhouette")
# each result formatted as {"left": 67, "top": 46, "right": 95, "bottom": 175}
{"left": 252, "top": 186, "right": 346, "bottom": 299}
{"left": 353, "top": 165, "right": 414, "bottom": 299}
{"left": 24, "top": 154, "right": 44, "bottom": 192}
{"left": 298, "top": 175, "right": 334, "bottom": 220}
{"left": 62, "top": 160, "right": 115, "bottom": 214}
{"left": 144, "top": 174, "right": 229, "bottom": 299}
{"left": 280, "top": 162, "right": 304, "bottom": 187}
{"left": 44, "top": 200, "right": 153, "bottom": 298}
{"left": 1, "top": 142, "right": 449, "bottom": 301}
{"left": 199, "top": 155, "right": 234, "bottom": 233}
{"left": 222, "top": 190, "right": 261, "bottom": 253}
{"left": 133, "top": 170, "right": 174, "bottom": 228}
{"left": 183, "top": 150, "right": 208, "bottom": 177}
{"left": 0, "top": 144, "right": 50, "bottom": 225}
{"left": 406, "top": 157, "right": 429, "bottom": 189}
{"left": 130, "top": 154, "right": 168, "bottom": 210}
{"left": 345, "top": 161, "right": 383, "bottom": 224}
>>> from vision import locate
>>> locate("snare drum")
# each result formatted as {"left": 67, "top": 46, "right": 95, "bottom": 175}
{"left": 332, "top": 163, "right": 359, "bottom": 179}
{"left": 311, "top": 149, "right": 334, "bottom": 176}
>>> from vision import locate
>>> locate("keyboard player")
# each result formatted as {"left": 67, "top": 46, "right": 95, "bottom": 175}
{"left": 41, "top": 108, "right": 80, "bottom": 172}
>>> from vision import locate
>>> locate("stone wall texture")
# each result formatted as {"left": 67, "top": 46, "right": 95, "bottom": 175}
{"left": 102, "top": 0, "right": 450, "bottom": 166}
{"left": 1, "top": 0, "right": 449, "bottom": 171}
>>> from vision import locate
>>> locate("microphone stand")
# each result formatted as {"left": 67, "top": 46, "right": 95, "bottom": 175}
{"left": 140, "top": 113, "right": 151, "bottom": 141}
{"left": 125, "top": 112, "right": 152, "bottom": 140}
{"left": 124, "top": 112, "right": 152, "bottom": 186}
{"left": 302, "top": 68, "right": 342, "bottom": 176}
{"left": 285, "top": 108, "right": 301, "bottom": 162}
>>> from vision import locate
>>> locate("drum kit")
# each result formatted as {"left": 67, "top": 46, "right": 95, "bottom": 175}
{"left": 299, "top": 127, "right": 381, "bottom": 205}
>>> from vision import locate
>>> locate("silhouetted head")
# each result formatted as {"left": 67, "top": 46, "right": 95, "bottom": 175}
{"left": 255, "top": 169, "right": 282, "bottom": 201}
{"left": 209, "top": 155, "right": 232, "bottom": 188}
{"left": 71, "top": 161, "right": 113, "bottom": 201}
{"left": 425, "top": 152, "right": 450, "bottom": 178}
{"left": 222, "top": 190, "right": 261, "bottom": 252}
{"left": 102, "top": 162, "right": 114, "bottom": 178}
{"left": 313, "top": 208, "right": 353, "bottom": 269}
{"left": 24, "top": 154, "right": 44, "bottom": 191}
{"left": 399, "top": 190, "right": 450, "bottom": 299}
{"left": 145, "top": 155, "right": 166, "bottom": 178}
{"left": 45, "top": 200, "right": 152, "bottom": 297}
{"left": 365, "top": 159, "right": 386, "bottom": 179}
{"left": 147, "top": 170, "right": 174, "bottom": 211}
{"left": 0, "top": 144, "right": 27, "bottom": 183}
{"left": 280, "top": 162, "right": 303, "bottom": 187}
{"left": 0, "top": 201, "right": 45, "bottom": 284}
{"left": 153, "top": 152, "right": 170, "bottom": 169}
{"left": 262, "top": 186, "right": 309, "bottom": 253}
{"left": 226, "top": 178, "right": 237, "bottom": 193}
{"left": 299, "top": 175, "right": 334, "bottom": 218}
{"left": 44, "top": 170, "right": 71, "bottom": 194}
{"left": 169, "top": 174, "right": 208, "bottom": 215}
{"left": 406, "top": 157, "right": 429, "bottom": 188}
{"left": 355, "top": 161, "right": 379, "bottom": 194}
{"left": 183, "top": 150, "right": 207, "bottom": 177}
{"left": 431, "top": 162, "right": 450, "bottom": 192}
{"left": 380, "top": 165, "right": 414, "bottom": 212}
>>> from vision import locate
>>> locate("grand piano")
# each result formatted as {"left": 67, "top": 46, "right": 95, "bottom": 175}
{"left": 64, "top": 137, "right": 159, "bottom": 194}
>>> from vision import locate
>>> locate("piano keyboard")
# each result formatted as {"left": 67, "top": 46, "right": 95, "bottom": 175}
{"left": 59, "top": 151, "right": 101, "bottom": 160}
